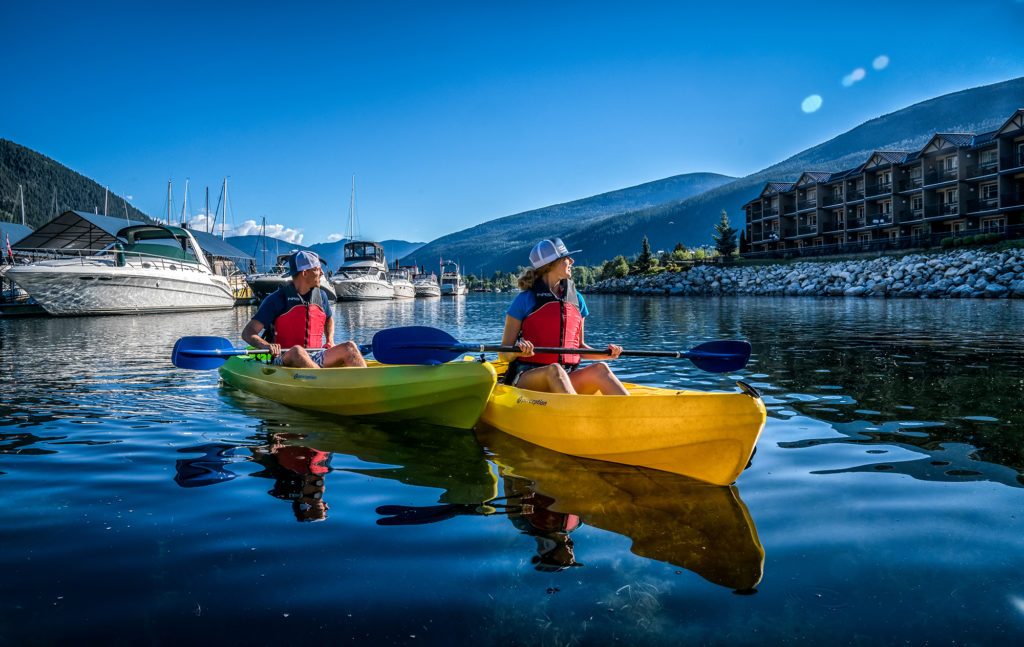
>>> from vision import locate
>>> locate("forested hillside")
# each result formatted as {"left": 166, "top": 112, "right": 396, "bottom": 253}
{"left": 0, "top": 139, "right": 152, "bottom": 227}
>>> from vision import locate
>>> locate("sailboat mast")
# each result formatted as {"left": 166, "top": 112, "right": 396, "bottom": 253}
{"left": 222, "top": 178, "right": 228, "bottom": 240}
{"left": 348, "top": 174, "right": 355, "bottom": 241}
{"left": 205, "top": 187, "right": 210, "bottom": 233}
{"left": 167, "top": 181, "right": 172, "bottom": 225}
{"left": 18, "top": 184, "right": 25, "bottom": 225}
{"left": 104, "top": 186, "right": 108, "bottom": 218}
{"left": 181, "top": 179, "right": 189, "bottom": 226}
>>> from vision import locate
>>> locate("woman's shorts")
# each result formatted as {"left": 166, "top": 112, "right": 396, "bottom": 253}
{"left": 502, "top": 359, "right": 578, "bottom": 386}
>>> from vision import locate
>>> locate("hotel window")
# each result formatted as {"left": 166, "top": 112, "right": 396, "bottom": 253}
{"left": 880, "top": 171, "right": 891, "bottom": 185}
{"left": 910, "top": 166, "right": 922, "bottom": 180}
{"left": 832, "top": 186, "right": 843, "bottom": 198}
{"left": 982, "top": 183, "right": 998, "bottom": 203}
{"left": 980, "top": 149, "right": 998, "bottom": 169}
{"left": 947, "top": 189, "right": 958, "bottom": 203}
{"left": 911, "top": 196, "right": 923, "bottom": 212}
{"left": 944, "top": 155, "right": 958, "bottom": 172}
{"left": 983, "top": 217, "right": 1006, "bottom": 232}
{"left": 882, "top": 200, "right": 892, "bottom": 214}
{"left": 953, "top": 221, "right": 967, "bottom": 233}
{"left": 888, "top": 230, "right": 899, "bottom": 241}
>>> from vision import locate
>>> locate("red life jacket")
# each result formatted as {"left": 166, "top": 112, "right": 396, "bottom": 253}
{"left": 519, "top": 278, "right": 583, "bottom": 366}
{"left": 266, "top": 282, "right": 328, "bottom": 349}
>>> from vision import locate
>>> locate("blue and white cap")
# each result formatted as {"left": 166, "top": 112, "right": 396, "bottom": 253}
{"left": 288, "top": 251, "right": 320, "bottom": 276}
{"left": 529, "top": 238, "right": 581, "bottom": 269}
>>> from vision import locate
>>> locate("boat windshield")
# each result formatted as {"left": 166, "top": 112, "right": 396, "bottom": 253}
{"left": 344, "top": 242, "right": 385, "bottom": 263}
{"left": 387, "top": 269, "right": 411, "bottom": 281}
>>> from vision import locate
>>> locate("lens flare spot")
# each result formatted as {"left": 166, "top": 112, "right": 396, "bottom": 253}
{"left": 873, "top": 55, "right": 890, "bottom": 70}
{"left": 801, "top": 95, "right": 823, "bottom": 113}
{"left": 842, "top": 67, "right": 867, "bottom": 87}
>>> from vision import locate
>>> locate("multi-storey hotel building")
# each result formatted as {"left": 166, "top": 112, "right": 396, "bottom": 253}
{"left": 742, "top": 109, "right": 1024, "bottom": 257}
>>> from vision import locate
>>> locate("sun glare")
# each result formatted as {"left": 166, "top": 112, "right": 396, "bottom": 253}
{"left": 801, "top": 94, "right": 823, "bottom": 113}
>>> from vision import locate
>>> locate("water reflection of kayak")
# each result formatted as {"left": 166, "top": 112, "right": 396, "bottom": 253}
{"left": 477, "top": 426, "right": 765, "bottom": 591}
{"left": 480, "top": 363, "right": 767, "bottom": 485}
{"left": 293, "top": 419, "right": 499, "bottom": 505}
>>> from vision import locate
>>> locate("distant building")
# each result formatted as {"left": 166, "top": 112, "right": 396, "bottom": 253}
{"left": 742, "top": 109, "right": 1024, "bottom": 257}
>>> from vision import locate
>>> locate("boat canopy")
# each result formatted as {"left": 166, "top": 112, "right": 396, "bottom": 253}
{"left": 344, "top": 241, "right": 385, "bottom": 263}
{"left": 13, "top": 211, "right": 144, "bottom": 251}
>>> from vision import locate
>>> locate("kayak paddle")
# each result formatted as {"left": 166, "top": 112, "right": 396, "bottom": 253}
{"left": 170, "top": 336, "right": 371, "bottom": 370}
{"left": 370, "top": 326, "right": 751, "bottom": 373}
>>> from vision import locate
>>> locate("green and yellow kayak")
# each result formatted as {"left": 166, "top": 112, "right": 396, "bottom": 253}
{"left": 479, "top": 363, "right": 767, "bottom": 485}
{"left": 219, "top": 356, "right": 497, "bottom": 429}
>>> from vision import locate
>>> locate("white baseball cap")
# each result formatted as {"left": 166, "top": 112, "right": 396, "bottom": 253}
{"left": 529, "top": 238, "right": 581, "bottom": 269}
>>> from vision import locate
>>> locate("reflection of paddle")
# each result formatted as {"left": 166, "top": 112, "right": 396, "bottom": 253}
{"left": 171, "top": 336, "right": 370, "bottom": 370}
{"left": 375, "top": 500, "right": 514, "bottom": 525}
{"left": 371, "top": 326, "right": 751, "bottom": 372}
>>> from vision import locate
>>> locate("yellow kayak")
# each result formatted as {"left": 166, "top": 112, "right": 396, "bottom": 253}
{"left": 478, "top": 363, "right": 767, "bottom": 485}
{"left": 219, "top": 356, "right": 497, "bottom": 429}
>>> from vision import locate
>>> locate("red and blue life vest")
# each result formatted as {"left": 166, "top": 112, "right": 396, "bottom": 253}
{"left": 265, "top": 283, "right": 328, "bottom": 349}
{"left": 519, "top": 278, "right": 583, "bottom": 366}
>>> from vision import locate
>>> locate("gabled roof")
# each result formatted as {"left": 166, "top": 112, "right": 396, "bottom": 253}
{"left": 190, "top": 229, "right": 252, "bottom": 262}
{"left": 865, "top": 151, "right": 909, "bottom": 167}
{"left": 996, "top": 109, "right": 1024, "bottom": 136}
{"left": 922, "top": 133, "right": 976, "bottom": 154}
{"left": 796, "top": 172, "right": 831, "bottom": 187}
{"left": 13, "top": 210, "right": 142, "bottom": 251}
{"left": 760, "top": 181, "right": 795, "bottom": 197}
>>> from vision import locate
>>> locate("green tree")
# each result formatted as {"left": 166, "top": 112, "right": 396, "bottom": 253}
{"left": 713, "top": 210, "right": 738, "bottom": 257}
{"left": 612, "top": 255, "right": 629, "bottom": 278}
{"left": 635, "top": 236, "right": 653, "bottom": 274}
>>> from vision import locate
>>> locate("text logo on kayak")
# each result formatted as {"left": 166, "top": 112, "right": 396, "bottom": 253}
{"left": 293, "top": 374, "right": 317, "bottom": 381}
{"left": 516, "top": 395, "right": 547, "bottom": 406}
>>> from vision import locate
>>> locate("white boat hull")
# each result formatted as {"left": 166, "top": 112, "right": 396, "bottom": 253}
{"left": 413, "top": 283, "right": 441, "bottom": 298}
{"left": 440, "top": 284, "right": 468, "bottom": 296}
{"left": 392, "top": 280, "right": 416, "bottom": 299}
{"left": 6, "top": 258, "right": 235, "bottom": 316}
{"left": 332, "top": 276, "right": 394, "bottom": 300}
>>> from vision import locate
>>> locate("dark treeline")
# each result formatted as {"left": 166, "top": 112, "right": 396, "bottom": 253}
{"left": 0, "top": 139, "right": 152, "bottom": 228}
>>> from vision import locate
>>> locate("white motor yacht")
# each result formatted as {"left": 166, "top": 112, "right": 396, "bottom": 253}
{"left": 331, "top": 241, "right": 393, "bottom": 300}
{"left": 388, "top": 267, "right": 416, "bottom": 299}
{"left": 5, "top": 224, "right": 235, "bottom": 316}
{"left": 439, "top": 260, "right": 468, "bottom": 296}
{"left": 412, "top": 269, "right": 441, "bottom": 298}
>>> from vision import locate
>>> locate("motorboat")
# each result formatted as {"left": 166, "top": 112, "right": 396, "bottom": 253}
{"left": 388, "top": 266, "right": 416, "bottom": 299}
{"left": 439, "top": 260, "right": 468, "bottom": 296}
{"left": 5, "top": 224, "right": 235, "bottom": 316}
{"left": 412, "top": 269, "right": 441, "bottom": 298}
{"left": 331, "top": 241, "right": 393, "bottom": 301}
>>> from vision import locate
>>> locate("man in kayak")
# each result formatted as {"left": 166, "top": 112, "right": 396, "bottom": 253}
{"left": 241, "top": 250, "right": 366, "bottom": 368}
{"left": 498, "top": 238, "right": 627, "bottom": 395}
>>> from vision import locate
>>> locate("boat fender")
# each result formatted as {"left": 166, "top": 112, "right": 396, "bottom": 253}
{"left": 736, "top": 380, "right": 762, "bottom": 400}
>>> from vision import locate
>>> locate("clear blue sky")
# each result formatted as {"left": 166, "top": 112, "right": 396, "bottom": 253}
{"left": 3, "top": 1, "right": 1023, "bottom": 245}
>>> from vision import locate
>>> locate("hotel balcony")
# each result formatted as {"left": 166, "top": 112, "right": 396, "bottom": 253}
{"left": 924, "top": 168, "right": 958, "bottom": 185}
{"left": 965, "top": 197, "right": 999, "bottom": 213}
{"left": 864, "top": 182, "right": 892, "bottom": 197}
{"left": 964, "top": 161, "right": 998, "bottom": 178}
{"left": 899, "top": 177, "right": 924, "bottom": 191}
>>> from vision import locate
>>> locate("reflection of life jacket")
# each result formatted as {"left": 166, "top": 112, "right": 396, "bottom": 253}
{"left": 266, "top": 283, "right": 328, "bottom": 348}
{"left": 274, "top": 445, "right": 330, "bottom": 475}
{"left": 520, "top": 278, "right": 583, "bottom": 366}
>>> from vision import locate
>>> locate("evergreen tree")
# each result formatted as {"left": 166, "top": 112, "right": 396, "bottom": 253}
{"left": 713, "top": 210, "right": 738, "bottom": 257}
{"left": 635, "top": 236, "right": 653, "bottom": 273}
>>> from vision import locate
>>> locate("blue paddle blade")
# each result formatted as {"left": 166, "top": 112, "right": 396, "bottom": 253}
{"left": 171, "top": 336, "right": 238, "bottom": 370}
{"left": 686, "top": 340, "right": 751, "bottom": 373}
{"left": 371, "top": 326, "right": 463, "bottom": 365}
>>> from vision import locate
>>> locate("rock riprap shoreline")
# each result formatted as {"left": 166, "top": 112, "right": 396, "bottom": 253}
{"left": 589, "top": 248, "right": 1024, "bottom": 298}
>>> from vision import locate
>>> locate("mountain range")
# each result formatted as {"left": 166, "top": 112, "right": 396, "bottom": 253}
{"left": 225, "top": 234, "right": 424, "bottom": 272}
{"left": 403, "top": 76, "right": 1024, "bottom": 274}
{"left": 3, "top": 76, "right": 1022, "bottom": 275}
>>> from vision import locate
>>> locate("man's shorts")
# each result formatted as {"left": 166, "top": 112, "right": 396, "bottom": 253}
{"left": 271, "top": 349, "right": 326, "bottom": 367}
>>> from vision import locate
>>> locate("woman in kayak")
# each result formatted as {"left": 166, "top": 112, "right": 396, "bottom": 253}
{"left": 498, "top": 238, "right": 628, "bottom": 395}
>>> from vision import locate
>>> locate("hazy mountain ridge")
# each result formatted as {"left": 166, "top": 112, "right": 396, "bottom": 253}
{"left": 402, "top": 172, "right": 736, "bottom": 272}
{"left": 227, "top": 234, "right": 424, "bottom": 271}
{"left": 410, "top": 76, "right": 1024, "bottom": 273}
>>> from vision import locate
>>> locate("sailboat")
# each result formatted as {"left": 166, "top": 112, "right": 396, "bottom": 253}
{"left": 330, "top": 176, "right": 393, "bottom": 301}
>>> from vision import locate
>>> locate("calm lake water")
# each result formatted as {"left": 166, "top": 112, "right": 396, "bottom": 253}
{"left": 2, "top": 294, "right": 1023, "bottom": 646}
